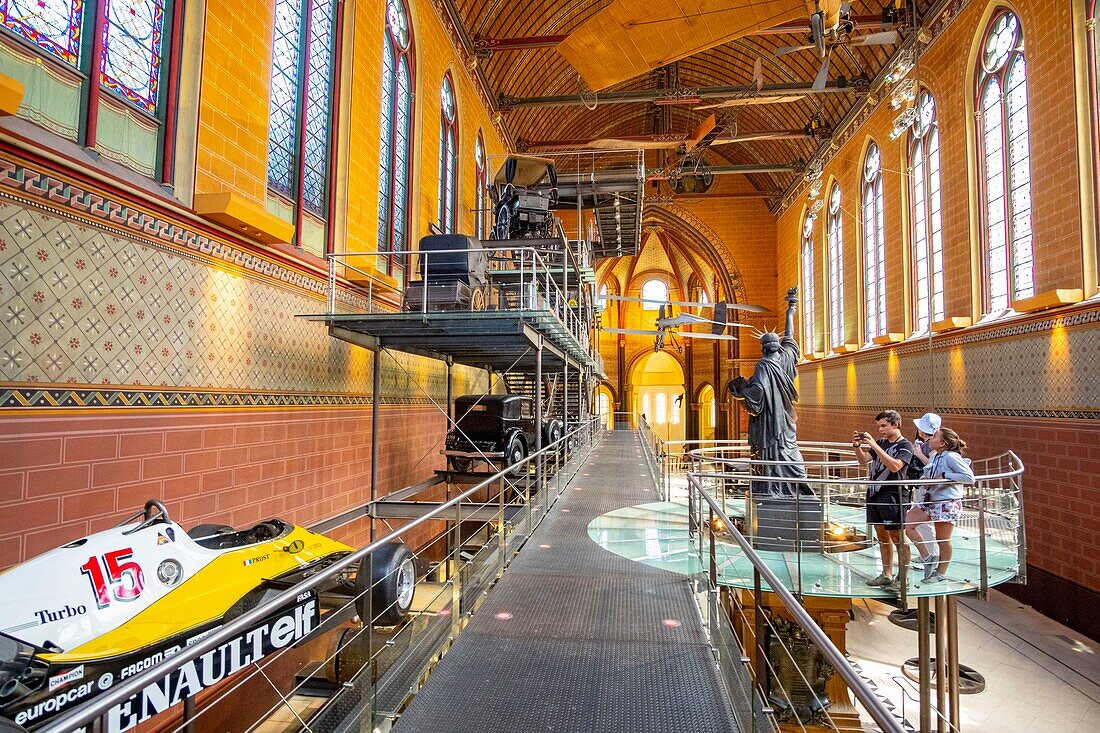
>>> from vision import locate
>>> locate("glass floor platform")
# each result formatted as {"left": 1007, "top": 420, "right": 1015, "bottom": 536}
{"left": 588, "top": 500, "right": 1021, "bottom": 599}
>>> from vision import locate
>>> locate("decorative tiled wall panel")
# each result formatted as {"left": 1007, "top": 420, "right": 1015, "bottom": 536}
{"left": 0, "top": 154, "right": 488, "bottom": 409}
{"left": 795, "top": 308, "right": 1100, "bottom": 419}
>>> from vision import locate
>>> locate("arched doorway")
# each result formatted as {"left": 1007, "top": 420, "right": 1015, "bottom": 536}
{"left": 697, "top": 383, "right": 716, "bottom": 442}
{"left": 596, "top": 384, "right": 615, "bottom": 430}
{"left": 630, "top": 351, "right": 686, "bottom": 442}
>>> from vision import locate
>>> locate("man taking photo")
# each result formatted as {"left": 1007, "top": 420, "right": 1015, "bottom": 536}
{"left": 853, "top": 410, "right": 914, "bottom": 589}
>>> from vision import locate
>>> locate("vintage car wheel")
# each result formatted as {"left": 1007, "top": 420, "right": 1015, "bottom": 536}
{"left": 188, "top": 523, "right": 235, "bottom": 539}
{"left": 0, "top": 718, "right": 28, "bottom": 733}
{"left": 356, "top": 542, "right": 415, "bottom": 627}
{"left": 470, "top": 287, "right": 487, "bottom": 311}
{"left": 541, "top": 419, "right": 563, "bottom": 449}
{"left": 504, "top": 433, "right": 528, "bottom": 477}
{"left": 494, "top": 203, "right": 512, "bottom": 241}
{"left": 448, "top": 455, "right": 475, "bottom": 473}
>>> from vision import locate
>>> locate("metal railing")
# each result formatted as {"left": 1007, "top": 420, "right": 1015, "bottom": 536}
{"left": 633, "top": 425, "right": 1026, "bottom": 733}
{"left": 41, "top": 418, "right": 605, "bottom": 733}
{"left": 684, "top": 445, "right": 1026, "bottom": 602}
{"left": 684, "top": 469, "right": 905, "bottom": 733}
{"left": 324, "top": 245, "right": 595, "bottom": 357}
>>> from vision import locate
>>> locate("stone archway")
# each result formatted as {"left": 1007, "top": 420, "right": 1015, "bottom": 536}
{"left": 629, "top": 350, "right": 686, "bottom": 443}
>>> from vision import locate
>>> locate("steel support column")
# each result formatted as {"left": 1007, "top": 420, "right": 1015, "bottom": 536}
{"left": 918, "top": 596, "right": 931, "bottom": 733}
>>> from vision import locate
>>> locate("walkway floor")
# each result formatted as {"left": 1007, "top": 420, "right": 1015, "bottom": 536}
{"left": 847, "top": 591, "right": 1100, "bottom": 732}
{"left": 392, "top": 428, "right": 738, "bottom": 733}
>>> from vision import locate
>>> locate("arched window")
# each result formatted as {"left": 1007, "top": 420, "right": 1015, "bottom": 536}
{"left": 268, "top": 0, "right": 340, "bottom": 228}
{"left": 641, "top": 279, "right": 668, "bottom": 310}
{"left": 1088, "top": 0, "right": 1099, "bottom": 285}
{"left": 827, "top": 184, "right": 845, "bottom": 348}
{"left": 377, "top": 0, "right": 414, "bottom": 273}
{"left": 654, "top": 393, "right": 667, "bottom": 425}
{"left": 597, "top": 284, "right": 609, "bottom": 310}
{"left": 977, "top": 10, "right": 1034, "bottom": 313}
{"left": 438, "top": 73, "right": 458, "bottom": 233}
{"left": 800, "top": 212, "right": 816, "bottom": 350}
{"left": 475, "top": 130, "right": 488, "bottom": 239}
{"left": 862, "top": 143, "right": 886, "bottom": 341}
{"left": 909, "top": 91, "right": 945, "bottom": 333}
{"left": 0, "top": 0, "right": 180, "bottom": 178}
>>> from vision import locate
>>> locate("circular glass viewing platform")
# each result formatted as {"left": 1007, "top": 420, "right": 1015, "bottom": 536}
{"left": 588, "top": 500, "right": 1021, "bottom": 599}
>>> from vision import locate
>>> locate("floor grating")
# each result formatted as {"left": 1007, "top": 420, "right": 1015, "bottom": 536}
{"left": 391, "top": 429, "right": 739, "bottom": 732}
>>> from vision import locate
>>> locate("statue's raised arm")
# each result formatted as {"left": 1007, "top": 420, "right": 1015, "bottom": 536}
{"left": 782, "top": 286, "right": 798, "bottom": 349}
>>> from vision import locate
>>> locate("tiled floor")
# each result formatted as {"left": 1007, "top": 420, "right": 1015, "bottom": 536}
{"left": 847, "top": 592, "right": 1100, "bottom": 732}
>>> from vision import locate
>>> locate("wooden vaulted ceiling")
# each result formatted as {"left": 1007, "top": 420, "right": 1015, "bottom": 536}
{"left": 450, "top": 0, "right": 932, "bottom": 197}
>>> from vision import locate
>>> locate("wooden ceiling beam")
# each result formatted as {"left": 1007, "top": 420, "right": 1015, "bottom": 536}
{"left": 473, "top": 35, "right": 570, "bottom": 54}
{"left": 499, "top": 80, "right": 863, "bottom": 109}
{"left": 522, "top": 129, "right": 816, "bottom": 152}
{"left": 749, "top": 15, "right": 890, "bottom": 37}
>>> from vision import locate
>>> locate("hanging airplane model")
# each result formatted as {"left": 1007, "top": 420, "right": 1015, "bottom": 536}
{"left": 598, "top": 295, "right": 768, "bottom": 353}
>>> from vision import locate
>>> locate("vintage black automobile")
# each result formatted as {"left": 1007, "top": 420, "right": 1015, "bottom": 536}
{"left": 444, "top": 395, "right": 562, "bottom": 476}
{"left": 490, "top": 155, "right": 559, "bottom": 241}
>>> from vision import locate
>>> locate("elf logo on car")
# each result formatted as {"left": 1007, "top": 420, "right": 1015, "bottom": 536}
{"left": 106, "top": 596, "right": 318, "bottom": 733}
{"left": 48, "top": 665, "right": 85, "bottom": 691}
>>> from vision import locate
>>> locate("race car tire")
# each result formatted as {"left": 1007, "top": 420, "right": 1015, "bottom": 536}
{"left": 448, "top": 455, "right": 475, "bottom": 473}
{"left": 504, "top": 433, "right": 528, "bottom": 478}
{"left": 188, "top": 523, "right": 235, "bottom": 539}
{"left": 356, "top": 542, "right": 415, "bottom": 627}
{"left": 0, "top": 718, "right": 29, "bottom": 733}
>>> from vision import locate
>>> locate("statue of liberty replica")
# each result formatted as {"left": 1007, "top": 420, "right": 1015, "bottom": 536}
{"left": 728, "top": 287, "right": 822, "bottom": 550}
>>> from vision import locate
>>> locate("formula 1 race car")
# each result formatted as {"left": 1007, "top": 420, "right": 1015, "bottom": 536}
{"left": 0, "top": 500, "right": 415, "bottom": 732}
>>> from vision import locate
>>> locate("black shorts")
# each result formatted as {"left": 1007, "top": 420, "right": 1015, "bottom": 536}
{"left": 867, "top": 491, "right": 908, "bottom": 531}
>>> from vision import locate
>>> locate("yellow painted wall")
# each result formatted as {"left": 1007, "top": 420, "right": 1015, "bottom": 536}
{"left": 192, "top": 0, "right": 507, "bottom": 267}
{"left": 194, "top": 1, "right": 274, "bottom": 203}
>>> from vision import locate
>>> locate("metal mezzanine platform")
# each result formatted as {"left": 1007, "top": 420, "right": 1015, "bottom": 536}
{"left": 320, "top": 309, "right": 597, "bottom": 374}
{"left": 304, "top": 238, "right": 604, "bottom": 378}
{"left": 391, "top": 428, "right": 740, "bottom": 733}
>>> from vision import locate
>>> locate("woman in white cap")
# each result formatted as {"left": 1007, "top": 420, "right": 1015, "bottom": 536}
{"left": 911, "top": 412, "right": 942, "bottom": 469}
{"left": 904, "top": 412, "right": 941, "bottom": 575}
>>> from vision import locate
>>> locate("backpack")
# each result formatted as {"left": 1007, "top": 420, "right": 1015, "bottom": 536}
{"left": 905, "top": 457, "right": 925, "bottom": 482}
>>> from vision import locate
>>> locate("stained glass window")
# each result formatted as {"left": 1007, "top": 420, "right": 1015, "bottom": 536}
{"left": 909, "top": 91, "right": 944, "bottom": 333}
{"left": 438, "top": 73, "right": 458, "bottom": 233}
{"left": 475, "top": 130, "right": 487, "bottom": 239}
{"left": 0, "top": 0, "right": 84, "bottom": 66}
{"left": 267, "top": 0, "right": 337, "bottom": 218}
{"left": 377, "top": 0, "right": 413, "bottom": 270}
{"left": 977, "top": 10, "right": 1033, "bottom": 313}
{"left": 100, "top": 0, "right": 166, "bottom": 114}
{"left": 862, "top": 143, "right": 886, "bottom": 341}
{"left": 0, "top": 0, "right": 173, "bottom": 115}
{"left": 800, "top": 212, "right": 815, "bottom": 350}
{"left": 827, "top": 184, "right": 845, "bottom": 348}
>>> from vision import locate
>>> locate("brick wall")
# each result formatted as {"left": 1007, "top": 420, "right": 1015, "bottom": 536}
{"left": 771, "top": 0, "right": 1100, "bottom": 634}
{"left": 0, "top": 406, "right": 447, "bottom": 570}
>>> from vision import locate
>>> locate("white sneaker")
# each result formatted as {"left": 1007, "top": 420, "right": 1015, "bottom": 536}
{"left": 921, "top": 556, "right": 940, "bottom": 581}
{"left": 925, "top": 571, "right": 948, "bottom": 583}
